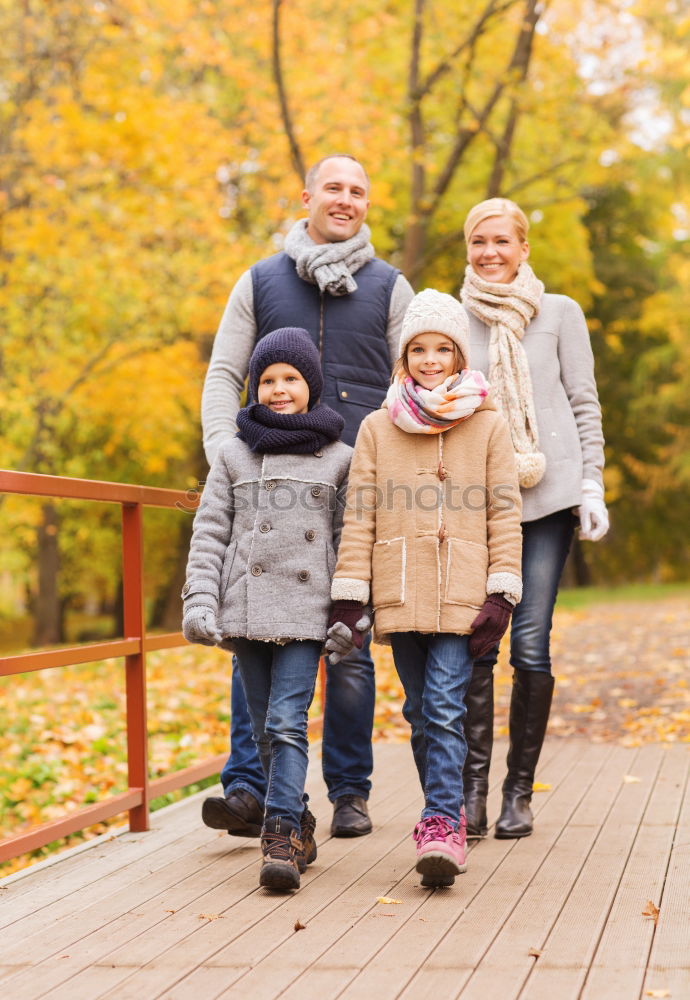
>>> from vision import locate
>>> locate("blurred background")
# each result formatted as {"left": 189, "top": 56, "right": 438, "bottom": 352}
{"left": 1, "top": 0, "right": 689, "bottom": 649}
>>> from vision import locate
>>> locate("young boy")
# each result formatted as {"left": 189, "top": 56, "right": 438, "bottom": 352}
{"left": 183, "top": 327, "right": 351, "bottom": 891}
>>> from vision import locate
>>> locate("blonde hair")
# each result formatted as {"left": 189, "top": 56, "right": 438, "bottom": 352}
{"left": 463, "top": 197, "right": 529, "bottom": 245}
{"left": 391, "top": 341, "right": 466, "bottom": 382}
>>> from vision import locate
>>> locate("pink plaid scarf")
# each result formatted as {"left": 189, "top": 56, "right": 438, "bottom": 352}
{"left": 386, "top": 369, "right": 489, "bottom": 434}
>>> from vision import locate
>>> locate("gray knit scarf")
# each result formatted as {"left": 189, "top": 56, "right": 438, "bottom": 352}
{"left": 283, "top": 219, "right": 375, "bottom": 296}
{"left": 461, "top": 261, "right": 546, "bottom": 489}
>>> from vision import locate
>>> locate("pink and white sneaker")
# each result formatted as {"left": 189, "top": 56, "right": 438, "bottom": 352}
{"left": 413, "top": 814, "right": 467, "bottom": 887}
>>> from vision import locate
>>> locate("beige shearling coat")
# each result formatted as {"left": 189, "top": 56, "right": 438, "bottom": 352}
{"left": 331, "top": 399, "right": 522, "bottom": 643}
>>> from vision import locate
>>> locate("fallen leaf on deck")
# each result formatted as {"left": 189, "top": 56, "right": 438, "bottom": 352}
{"left": 294, "top": 919, "right": 306, "bottom": 931}
{"left": 645, "top": 990, "right": 670, "bottom": 998}
{"left": 532, "top": 782, "right": 551, "bottom": 792}
{"left": 642, "top": 900, "right": 660, "bottom": 925}
{"left": 376, "top": 896, "right": 403, "bottom": 904}
{"left": 528, "top": 948, "right": 542, "bottom": 958}
{"left": 623, "top": 774, "right": 642, "bottom": 783}
{"left": 165, "top": 909, "right": 176, "bottom": 914}
{"left": 198, "top": 913, "right": 223, "bottom": 921}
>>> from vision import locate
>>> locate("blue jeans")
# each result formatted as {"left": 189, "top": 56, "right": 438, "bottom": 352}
{"left": 221, "top": 636, "right": 375, "bottom": 806}
{"left": 390, "top": 632, "right": 473, "bottom": 828}
{"left": 475, "top": 509, "right": 575, "bottom": 675}
{"left": 232, "top": 637, "right": 322, "bottom": 832}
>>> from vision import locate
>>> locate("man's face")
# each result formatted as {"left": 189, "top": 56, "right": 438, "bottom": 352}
{"left": 302, "top": 157, "right": 370, "bottom": 245}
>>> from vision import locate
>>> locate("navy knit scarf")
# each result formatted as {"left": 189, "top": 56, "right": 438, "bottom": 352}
{"left": 236, "top": 402, "right": 345, "bottom": 454}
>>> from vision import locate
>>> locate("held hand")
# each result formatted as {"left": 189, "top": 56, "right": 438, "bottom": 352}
{"left": 326, "top": 602, "right": 372, "bottom": 664}
{"left": 182, "top": 606, "right": 222, "bottom": 646}
{"left": 576, "top": 478, "right": 609, "bottom": 542}
{"left": 469, "top": 594, "right": 513, "bottom": 660}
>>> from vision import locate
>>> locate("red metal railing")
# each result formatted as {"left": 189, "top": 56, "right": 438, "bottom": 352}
{"left": 0, "top": 469, "right": 324, "bottom": 865}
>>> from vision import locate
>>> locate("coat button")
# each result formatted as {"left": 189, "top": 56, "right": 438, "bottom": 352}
{"left": 259, "top": 522, "right": 271, "bottom": 533}
{"left": 182, "top": 582, "right": 190, "bottom": 596}
{"left": 251, "top": 565, "right": 263, "bottom": 577}
{"left": 305, "top": 529, "right": 316, "bottom": 541}
{"left": 341, "top": 390, "right": 348, "bottom": 398}
{"left": 265, "top": 480, "right": 276, "bottom": 490}
{"left": 313, "top": 449, "right": 323, "bottom": 457}
{"left": 311, "top": 486, "right": 322, "bottom": 497}
{"left": 298, "top": 570, "right": 310, "bottom": 581}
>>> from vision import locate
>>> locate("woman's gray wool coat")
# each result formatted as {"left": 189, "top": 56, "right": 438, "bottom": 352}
{"left": 182, "top": 438, "right": 352, "bottom": 645}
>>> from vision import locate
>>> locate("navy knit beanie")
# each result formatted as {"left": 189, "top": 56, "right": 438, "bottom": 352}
{"left": 248, "top": 327, "right": 323, "bottom": 408}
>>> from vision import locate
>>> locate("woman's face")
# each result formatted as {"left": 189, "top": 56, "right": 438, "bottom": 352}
{"left": 467, "top": 214, "right": 529, "bottom": 284}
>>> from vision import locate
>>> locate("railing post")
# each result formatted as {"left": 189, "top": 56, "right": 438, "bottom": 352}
{"left": 122, "top": 502, "right": 150, "bottom": 831}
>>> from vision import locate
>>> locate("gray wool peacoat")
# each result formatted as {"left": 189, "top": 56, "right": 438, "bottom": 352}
{"left": 182, "top": 437, "right": 352, "bottom": 645}
{"left": 465, "top": 293, "right": 605, "bottom": 523}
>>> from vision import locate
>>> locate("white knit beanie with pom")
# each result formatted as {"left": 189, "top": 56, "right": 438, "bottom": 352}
{"left": 399, "top": 289, "right": 471, "bottom": 369}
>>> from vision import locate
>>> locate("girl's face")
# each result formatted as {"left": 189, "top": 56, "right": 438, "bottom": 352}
{"left": 467, "top": 214, "right": 529, "bottom": 284}
{"left": 405, "top": 332, "right": 459, "bottom": 390}
{"left": 257, "top": 363, "right": 309, "bottom": 414}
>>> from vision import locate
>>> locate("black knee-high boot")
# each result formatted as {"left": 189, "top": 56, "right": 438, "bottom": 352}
{"left": 495, "top": 670, "right": 554, "bottom": 839}
{"left": 462, "top": 666, "right": 494, "bottom": 839}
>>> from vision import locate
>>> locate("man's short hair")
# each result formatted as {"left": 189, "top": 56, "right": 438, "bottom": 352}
{"left": 304, "top": 154, "right": 370, "bottom": 193}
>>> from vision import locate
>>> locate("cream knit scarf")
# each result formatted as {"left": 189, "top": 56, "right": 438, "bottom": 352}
{"left": 461, "top": 262, "right": 546, "bottom": 488}
{"left": 283, "top": 219, "right": 375, "bottom": 296}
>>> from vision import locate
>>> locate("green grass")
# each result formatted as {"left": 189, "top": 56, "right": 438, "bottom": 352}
{"left": 556, "top": 581, "right": 690, "bottom": 610}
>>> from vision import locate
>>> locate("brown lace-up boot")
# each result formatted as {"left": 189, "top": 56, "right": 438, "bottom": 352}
{"left": 259, "top": 816, "right": 302, "bottom": 891}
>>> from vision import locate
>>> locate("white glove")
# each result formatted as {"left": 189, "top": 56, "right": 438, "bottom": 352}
{"left": 325, "top": 609, "right": 372, "bottom": 664}
{"left": 576, "top": 478, "right": 609, "bottom": 542}
{"left": 182, "top": 606, "right": 222, "bottom": 646}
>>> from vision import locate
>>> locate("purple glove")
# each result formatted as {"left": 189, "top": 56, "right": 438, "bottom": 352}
{"left": 469, "top": 594, "right": 513, "bottom": 660}
{"left": 327, "top": 601, "right": 367, "bottom": 650}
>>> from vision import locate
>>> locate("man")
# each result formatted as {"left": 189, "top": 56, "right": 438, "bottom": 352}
{"left": 200, "top": 153, "right": 414, "bottom": 837}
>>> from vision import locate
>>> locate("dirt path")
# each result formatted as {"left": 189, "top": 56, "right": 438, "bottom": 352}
{"left": 373, "top": 596, "right": 690, "bottom": 746}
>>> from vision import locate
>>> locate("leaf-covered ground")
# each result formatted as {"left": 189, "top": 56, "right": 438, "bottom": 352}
{"left": 374, "top": 595, "right": 690, "bottom": 746}
{"left": 2, "top": 594, "right": 688, "bottom": 877}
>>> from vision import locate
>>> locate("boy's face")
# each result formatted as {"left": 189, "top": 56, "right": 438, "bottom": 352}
{"left": 257, "top": 363, "right": 310, "bottom": 414}
{"left": 405, "top": 332, "right": 460, "bottom": 390}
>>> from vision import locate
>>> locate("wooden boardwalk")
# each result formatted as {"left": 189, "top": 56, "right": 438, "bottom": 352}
{"left": 1, "top": 738, "right": 688, "bottom": 999}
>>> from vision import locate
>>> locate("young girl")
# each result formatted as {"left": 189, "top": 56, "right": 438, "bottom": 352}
{"left": 182, "top": 327, "right": 351, "bottom": 892}
{"left": 328, "top": 289, "right": 522, "bottom": 887}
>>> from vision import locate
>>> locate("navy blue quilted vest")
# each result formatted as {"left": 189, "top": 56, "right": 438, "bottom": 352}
{"left": 251, "top": 252, "right": 399, "bottom": 446}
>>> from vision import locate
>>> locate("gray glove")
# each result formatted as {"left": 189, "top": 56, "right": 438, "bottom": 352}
{"left": 182, "top": 606, "right": 222, "bottom": 646}
{"left": 325, "top": 608, "right": 372, "bottom": 664}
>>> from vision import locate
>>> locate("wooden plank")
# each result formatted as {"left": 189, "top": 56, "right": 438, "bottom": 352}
{"left": 52, "top": 762, "right": 420, "bottom": 1000}
{"left": 522, "top": 744, "right": 687, "bottom": 1000}
{"left": 634, "top": 745, "right": 690, "bottom": 1000}
{"left": 5, "top": 737, "right": 683, "bottom": 1000}
{"left": 0, "top": 772, "right": 333, "bottom": 999}
{"left": 10, "top": 744, "right": 414, "bottom": 1000}
{"left": 576, "top": 745, "right": 682, "bottom": 1000}
{"left": 212, "top": 812, "right": 428, "bottom": 1000}
{"left": 393, "top": 741, "right": 607, "bottom": 1000}
{"left": 297, "top": 742, "right": 605, "bottom": 1000}
{"left": 459, "top": 745, "right": 663, "bottom": 1000}
{"left": 214, "top": 740, "right": 584, "bottom": 1000}
{"left": 0, "top": 784, "right": 223, "bottom": 928}
{"left": 336, "top": 743, "right": 619, "bottom": 1000}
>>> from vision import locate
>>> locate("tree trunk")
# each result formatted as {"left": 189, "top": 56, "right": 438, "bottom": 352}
{"left": 33, "top": 502, "right": 64, "bottom": 645}
{"left": 149, "top": 516, "right": 194, "bottom": 632}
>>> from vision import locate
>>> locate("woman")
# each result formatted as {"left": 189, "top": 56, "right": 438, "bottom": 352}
{"left": 459, "top": 198, "right": 608, "bottom": 839}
